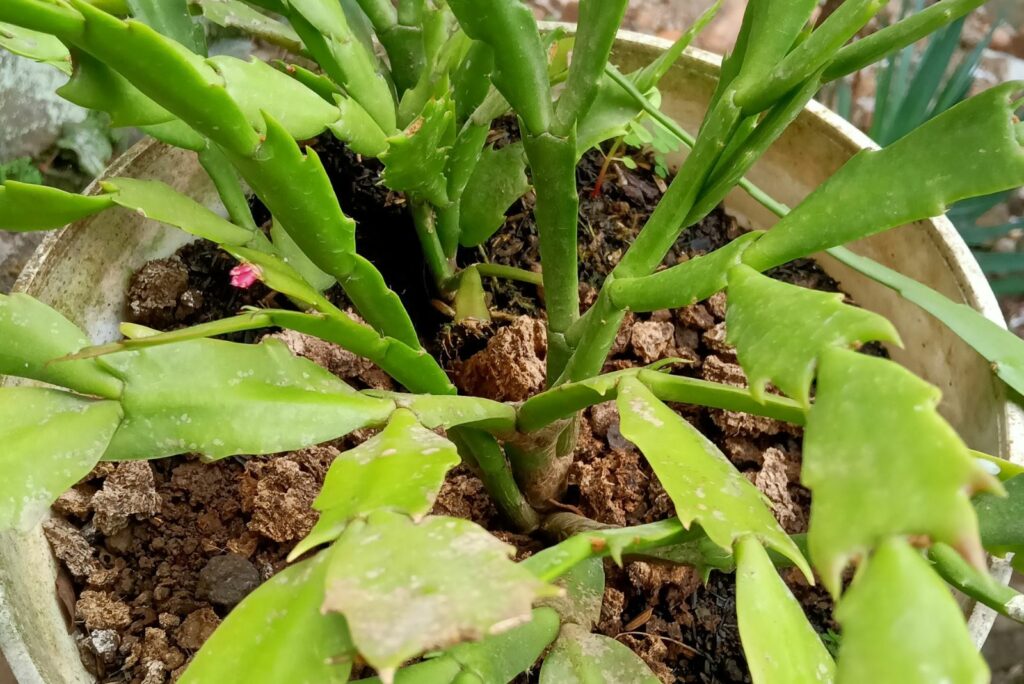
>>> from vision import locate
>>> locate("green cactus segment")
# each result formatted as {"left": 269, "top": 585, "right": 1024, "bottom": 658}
{"left": 0, "top": 181, "right": 113, "bottom": 232}
{"left": 285, "top": 0, "right": 397, "bottom": 133}
{"left": 126, "top": 0, "right": 206, "bottom": 54}
{"left": 102, "top": 177, "right": 255, "bottom": 245}
{"left": 539, "top": 623, "right": 661, "bottom": 684}
{"left": 228, "top": 116, "right": 423, "bottom": 350}
{"left": 458, "top": 142, "right": 529, "bottom": 247}
{"left": 59, "top": 50, "right": 175, "bottom": 126}
{"left": 323, "top": 511, "right": 559, "bottom": 680}
{"left": 328, "top": 95, "right": 390, "bottom": 157}
{"left": 616, "top": 376, "right": 811, "bottom": 580}
{"left": 834, "top": 537, "right": 989, "bottom": 684}
{"left": 381, "top": 97, "right": 454, "bottom": 207}
{"left": 366, "top": 391, "right": 515, "bottom": 432}
{"left": 352, "top": 608, "right": 561, "bottom": 684}
{"left": 725, "top": 264, "right": 901, "bottom": 407}
{"left": 229, "top": 114, "right": 357, "bottom": 255}
{"left": 207, "top": 55, "right": 340, "bottom": 139}
{"left": 0, "top": 388, "right": 122, "bottom": 531}
{"left": 179, "top": 552, "right": 355, "bottom": 684}
{"left": 269, "top": 219, "right": 336, "bottom": 291}
{"left": 737, "top": 0, "right": 886, "bottom": 115}
{"left": 189, "top": 0, "right": 304, "bottom": 54}
{"left": 743, "top": 82, "right": 1024, "bottom": 272}
{"left": 735, "top": 536, "right": 836, "bottom": 684}
{"left": 0, "top": 21, "right": 70, "bottom": 72}
{"left": 290, "top": 409, "right": 461, "bottom": 559}
{"left": 98, "top": 338, "right": 395, "bottom": 460}
{"left": 803, "top": 347, "right": 999, "bottom": 596}
{"left": 67, "top": 0, "right": 261, "bottom": 155}
{"left": 608, "top": 232, "right": 763, "bottom": 312}
{"left": 447, "top": 0, "right": 552, "bottom": 135}
{"left": 727, "top": 0, "right": 816, "bottom": 101}
{"left": 0, "top": 293, "right": 122, "bottom": 398}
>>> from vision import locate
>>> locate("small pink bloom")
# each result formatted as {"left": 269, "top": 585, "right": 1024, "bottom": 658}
{"left": 230, "top": 263, "right": 262, "bottom": 289}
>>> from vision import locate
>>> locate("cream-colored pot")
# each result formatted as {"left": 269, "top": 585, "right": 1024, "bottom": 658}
{"left": 2, "top": 31, "right": 1021, "bottom": 683}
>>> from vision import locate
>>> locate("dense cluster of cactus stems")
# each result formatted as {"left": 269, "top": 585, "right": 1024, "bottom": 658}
{"left": 2, "top": 0, "right": 1024, "bottom": 681}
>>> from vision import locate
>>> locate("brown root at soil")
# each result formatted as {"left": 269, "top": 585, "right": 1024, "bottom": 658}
{"left": 47, "top": 136, "right": 863, "bottom": 683}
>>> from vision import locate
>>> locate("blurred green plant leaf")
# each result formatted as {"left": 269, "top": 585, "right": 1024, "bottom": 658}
{"left": 735, "top": 535, "right": 836, "bottom": 684}
{"left": 743, "top": 82, "right": 1024, "bottom": 271}
{"left": 127, "top": 0, "right": 206, "bottom": 54}
{"left": 539, "top": 623, "right": 660, "bottom": 684}
{"left": 290, "top": 409, "right": 460, "bottom": 559}
{"left": 803, "top": 347, "right": 998, "bottom": 595}
{"left": 180, "top": 551, "right": 354, "bottom": 684}
{"left": 615, "top": 376, "right": 811, "bottom": 579}
{"left": 0, "top": 387, "right": 121, "bottom": 530}
{"left": 834, "top": 537, "right": 988, "bottom": 684}
{"left": 726, "top": 264, "right": 901, "bottom": 406}
{"left": 324, "top": 511, "right": 558, "bottom": 681}
{"left": 381, "top": 96, "right": 453, "bottom": 206}
{"left": 0, "top": 158, "right": 42, "bottom": 185}
{"left": 458, "top": 142, "right": 529, "bottom": 247}
{"left": 0, "top": 21, "right": 70, "bottom": 72}
{"left": 828, "top": 245, "right": 1024, "bottom": 398}
{"left": 0, "top": 293, "right": 121, "bottom": 398}
{"left": 189, "top": 0, "right": 304, "bottom": 54}
{"left": 56, "top": 110, "right": 113, "bottom": 177}
{"left": 974, "top": 473, "right": 1024, "bottom": 556}
{"left": 99, "top": 338, "right": 395, "bottom": 460}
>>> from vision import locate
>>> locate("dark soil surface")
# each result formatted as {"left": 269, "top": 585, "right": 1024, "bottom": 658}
{"left": 50, "top": 134, "right": 864, "bottom": 683}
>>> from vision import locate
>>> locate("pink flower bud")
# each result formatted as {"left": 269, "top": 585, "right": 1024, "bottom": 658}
{"left": 230, "top": 263, "right": 262, "bottom": 289}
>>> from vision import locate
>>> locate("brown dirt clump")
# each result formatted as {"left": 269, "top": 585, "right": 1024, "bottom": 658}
{"left": 454, "top": 316, "right": 547, "bottom": 401}
{"left": 92, "top": 462, "right": 161, "bottom": 536}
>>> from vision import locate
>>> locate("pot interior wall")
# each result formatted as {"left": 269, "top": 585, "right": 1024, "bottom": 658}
{"left": 2, "top": 34, "right": 1019, "bottom": 682}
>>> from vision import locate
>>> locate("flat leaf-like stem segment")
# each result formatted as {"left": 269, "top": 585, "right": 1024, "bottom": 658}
{"left": 735, "top": 536, "right": 836, "bottom": 684}
{"left": 742, "top": 82, "right": 1024, "bottom": 272}
{"left": 179, "top": 552, "right": 354, "bottom": 684}
{"left": 608, "top": 232, "right": 762, "bottom": 313}
{"left": 616, "top": 377, "right": 811, "bottom": 579}
{"left": 98, "top": 338, "right": 395, "bottom": 460}
{"left": 725, "top": 264, "right": 901, "bottom": 406}
{"left": 458, "top": 142, "right": 529, "bottom": 247}
{"left": 0, "top": 388, "right": 122, "bottom": 530}
{"left": 447, "top": 0, "right": 551, "bottom": 135}
{"left": 289, "top": 409, "right": 461, "bottom": 560}
{"left": 517, "top": 367, "right": 805, "bottom": 434}
{"left": 834, "top": 538, "right": 988, "bottom": 684}
{"left": 539, "top": 623, "right": 660, "bottom": 684}
{"left": 323, "top": 511, "right": 558, "bottom": 682}
{"left": 351, "top": 608, "right": 560, "bottom": 684}
{"left": 0, "top": 293, "right": 122, "bottom": 398}
{"left": 803, "top": 347, "right": 999, "bottom": 595}
{"left": 381, "top": 97, "right": 454, "bottom": 207}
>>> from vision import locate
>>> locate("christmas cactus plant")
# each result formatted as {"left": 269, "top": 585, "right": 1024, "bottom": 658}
{"left": 2, "top": 0, "right": 1024, "bottom": 682}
